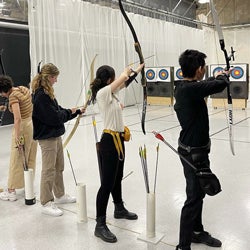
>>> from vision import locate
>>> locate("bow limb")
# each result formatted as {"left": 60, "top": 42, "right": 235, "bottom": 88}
{"left": 63, "top": 54, "right": 97, "bottom": 148}
{"left": 0, "top": 49, "right": 6, "bottom": 75}
{"left": 118, "top": 0, "right": 147, "bottom": 134}
{"left": 0, "top": 49, "right": 8, "bottom": 126}
{"left": 209, "top": 0, "right": 235, "bottom": 155}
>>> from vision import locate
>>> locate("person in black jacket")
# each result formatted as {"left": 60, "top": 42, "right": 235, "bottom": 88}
{"left": 174, "top": 50, "right": 230, "bottom": 250}
{"left": 31, "top": 63, "right": 85, "bottom": 217}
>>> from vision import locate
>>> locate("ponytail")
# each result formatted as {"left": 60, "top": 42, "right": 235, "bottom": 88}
{"left": 90, "top": 65, "right": 115, "bottom": 103}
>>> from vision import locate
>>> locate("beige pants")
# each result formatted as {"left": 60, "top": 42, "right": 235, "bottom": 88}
{"left": 38, "top": 137, "right": 65, "bottom": 205}
{"left": 8, "top": 118, "right": 37, "bottom": 189}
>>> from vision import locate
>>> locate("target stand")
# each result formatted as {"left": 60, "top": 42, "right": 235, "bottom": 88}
{"left": 210, "top": 63, "right": 249, "bottom": 110}
{"left": 146, "top": 67, "right": 174, "bottom": 106}
{"left": 147, "top": 96, "right": 173, "bottom": 106}
{"left": 212, "top": 98, "right": 247, "bottom": 110}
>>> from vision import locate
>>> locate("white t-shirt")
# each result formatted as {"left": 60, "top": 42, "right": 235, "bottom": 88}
{"left": 97, "top": 85, "right": 124, "bottom": 132}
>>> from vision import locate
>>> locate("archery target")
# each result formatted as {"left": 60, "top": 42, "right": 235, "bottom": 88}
{"left": 174, "top": 67, "right": 183, "bottom": 80}
{"left": 145, "top": 68, "right": 156, "bottom": 82}
{"left": 212, "top": 81, "right": 248, "bottom": 99}
{"left": 156, "top": 68, "right": 170, "bottom": 82}
{"left": 230, "top": 64, "right": 248, "bottom": 82}
{"left": 212, "top": 66, "right": 224, "bottom": 76}
{"left": 147, "top": 82, "right": 173, "bottom": 97}
{"left": 158, "top": 82, "right": 173, "bottom": 97}
{"left": 231, "top": 67, "right": 243, "bottom": 80}
{"left": 210, "top": 65, "right": 225, "bottom": 77}
{"left": 147, "top": 82, "right": 159, "bottom": 96}
{"left": 231, "top": 82, "right": 248, "bottom": 99}
{"left": 210, "top": 64, "right": 248, "bottom": 82}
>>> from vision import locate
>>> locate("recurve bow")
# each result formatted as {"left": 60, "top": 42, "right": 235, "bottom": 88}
{"left": 0, "top": 49, "right": 8, "bottom": 126}
{"left": 63, "top": 54, "right": 97, "bottom": 148}
{"left": 210, "top": 0, "right": 235, "bottom": 155}
{"left": 118, "top": 0, "right": 147, "bottom": 134}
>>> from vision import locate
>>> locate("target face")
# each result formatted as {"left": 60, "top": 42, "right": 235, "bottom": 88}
{"left": 231, "top": 66, "right": 244, "bottom": 80}
{"left": 158, "top": 69, "right": 169, "bottom": 81}
{"left": 176, "top": 68, "right": 183, "bottom": 79}
{"left": 146, "top": 69, "right": 156, "bottom": 81}
{"left": 212, "top": 66, "right": 224, "bottom": 76}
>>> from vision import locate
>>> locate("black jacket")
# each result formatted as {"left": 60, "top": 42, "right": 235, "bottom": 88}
{"left": 174, "top": 75, "right": 229, "bottom": 147}
{"left": 32, "top": 87, "right": 77, "bottom": 140}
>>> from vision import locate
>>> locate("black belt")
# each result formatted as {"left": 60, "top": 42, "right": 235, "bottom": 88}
{"left": 178, "top": 139, "right": 211, "bottom": 153}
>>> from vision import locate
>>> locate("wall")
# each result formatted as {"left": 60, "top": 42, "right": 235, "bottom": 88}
{"left": 0, "top": 24, "right": 30, "bottom": 125}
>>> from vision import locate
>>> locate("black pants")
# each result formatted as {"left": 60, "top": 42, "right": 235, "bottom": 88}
{"left": 178, "top": 149, "right": 210, "bottom": 249}
{"left": 96, "top": 133, "right": 125, "bottom": 217}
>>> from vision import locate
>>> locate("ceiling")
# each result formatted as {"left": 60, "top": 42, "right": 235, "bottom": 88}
{"left": 1, "top": 0, "right": 250, "bottom": 27}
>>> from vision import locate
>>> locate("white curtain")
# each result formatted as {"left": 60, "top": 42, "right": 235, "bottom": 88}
{"left": 28, "top": 0, "right": 209, "bottom": 107}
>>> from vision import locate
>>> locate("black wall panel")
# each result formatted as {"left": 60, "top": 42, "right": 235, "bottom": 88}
{"left": 0, "top": 26, "right": 30, "bottom": 125}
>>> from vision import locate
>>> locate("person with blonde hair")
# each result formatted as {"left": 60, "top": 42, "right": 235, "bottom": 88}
{"left": 31, "top": 63, "right": 85, "bottom": 216}
{"left": 0, "top": 75, "right": 37, "bottom": 201}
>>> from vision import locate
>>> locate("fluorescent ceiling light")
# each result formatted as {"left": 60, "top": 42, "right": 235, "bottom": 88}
{"left": 198, "top": 0, "right": 209, "bottom": 3}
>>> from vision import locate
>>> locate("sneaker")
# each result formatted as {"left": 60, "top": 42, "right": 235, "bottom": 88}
{"left": 41, "top": 201, "right": 63, "bottom": 217}
{"left": 0, "top": 189, "right": 17, "bottom": 201}
{"left": 191, "top": 231, "right": 222, "bottom": 247}
{"left": 54, "top": 194, "right": 76, "bottom": 204}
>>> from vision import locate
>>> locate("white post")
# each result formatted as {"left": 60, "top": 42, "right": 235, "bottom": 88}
{"left": 138, "top": 192, "right": 164, "bottom": 244}
{"left": 76, "top": 183, "right": 87, "bottom": 223}
{"left": 24, "top": 169, "right": 36, "bottom": 205}
{"left": 146, "top": 193, "right": 156, "bottom": 238}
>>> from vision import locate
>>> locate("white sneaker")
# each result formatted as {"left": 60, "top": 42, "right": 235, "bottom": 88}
{"left": 0, "top": 189, "right": 17, "bottom": 201}
{"left": 54, "top": 194, "right": 76, "bottom": 204}
{"left": 42, "top": 201, "right": 63, "bottom": 217}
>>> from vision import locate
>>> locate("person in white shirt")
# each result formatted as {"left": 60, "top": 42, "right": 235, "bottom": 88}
{"left": 91, "top": 63, "right": 144, "bottom": 243}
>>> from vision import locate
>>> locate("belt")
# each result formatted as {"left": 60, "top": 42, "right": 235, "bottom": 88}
{"left": 103, "top": 129, "right": 124, "bottom": 161}
{"left": 178, "top": 139, "right": 211, "bottom": 153}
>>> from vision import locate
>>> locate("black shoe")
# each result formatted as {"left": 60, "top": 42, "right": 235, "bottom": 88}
{"left": 94, "top": 216, "right": 117, "bottom": 243}
{"left": 175, "top": 245, "right": 191, "bottom": 250}
{"left": 191, "top": 231, "right": 222, "bottom": 247}
{"left": 114, "top": 202, "right": 138, "bottom": 220}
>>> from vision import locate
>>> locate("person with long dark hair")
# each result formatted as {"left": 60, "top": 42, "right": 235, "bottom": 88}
{"left": 31, "top": 63, "right": 85, "bottom": 216}
{"left": 91, "top": 63, "right": 144, "bottom": 243}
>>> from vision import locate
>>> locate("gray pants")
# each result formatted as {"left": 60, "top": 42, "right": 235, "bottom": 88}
{"left": 38, "top": 137, "right": 65, "bottom": 205}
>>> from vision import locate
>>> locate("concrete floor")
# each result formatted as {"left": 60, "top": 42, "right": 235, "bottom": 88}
{"left": 0, "top": 98, "right": 249, "bottom": 250}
